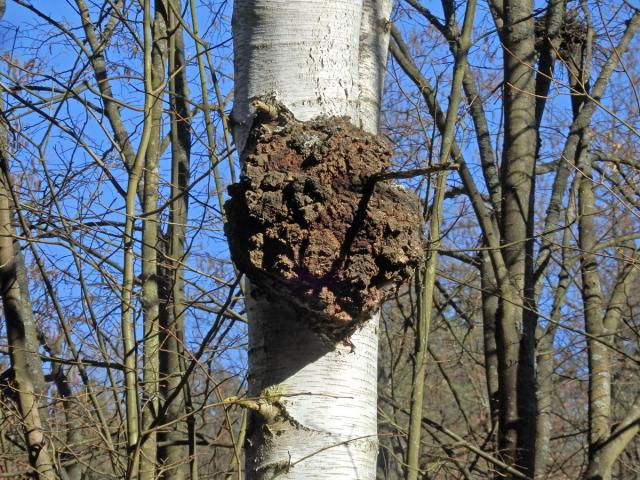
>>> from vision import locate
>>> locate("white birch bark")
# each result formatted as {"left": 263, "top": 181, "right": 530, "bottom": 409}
{"left": 232, "top": 1, "right": 392, "bottom": 478}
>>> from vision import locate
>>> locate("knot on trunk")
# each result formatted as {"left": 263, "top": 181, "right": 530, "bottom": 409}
{"left": 225, "top": 100, "right": 424, "bottom": 341}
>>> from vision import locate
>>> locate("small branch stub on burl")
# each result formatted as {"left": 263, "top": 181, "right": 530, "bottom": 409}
{"left": 225, "top": 100, "right": 424, "bottom": 341}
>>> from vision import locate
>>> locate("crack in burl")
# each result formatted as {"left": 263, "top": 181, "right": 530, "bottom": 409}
{"left": 225, "top": 102, "right": 424, "bottom": 341}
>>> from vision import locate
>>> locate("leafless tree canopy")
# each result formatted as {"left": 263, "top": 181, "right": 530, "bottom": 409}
{"left": 0, "top": 0, "right": 639, "bottom": 479}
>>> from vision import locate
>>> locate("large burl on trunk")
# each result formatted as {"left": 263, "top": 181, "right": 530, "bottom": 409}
{"left": 225, "top": 101, "right": 424, "bottom": 341}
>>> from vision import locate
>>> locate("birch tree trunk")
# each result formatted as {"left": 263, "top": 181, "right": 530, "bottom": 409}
{"left": 232, "top": 1, "right": 392, "bottom": 478}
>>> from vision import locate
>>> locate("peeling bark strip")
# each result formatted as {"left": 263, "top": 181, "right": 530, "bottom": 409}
{"left": 225, "top": 101, "right": 423, "bottom": 340}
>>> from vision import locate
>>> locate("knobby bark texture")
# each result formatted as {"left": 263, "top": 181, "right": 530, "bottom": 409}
{"left": 226, "top": 106, "right": 423, "bottom": 340}
{"left": 231, "top": 1, "right": 395, "bottom": 478}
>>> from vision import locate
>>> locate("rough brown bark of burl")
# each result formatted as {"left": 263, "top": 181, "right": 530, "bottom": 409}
{"left": 225, "top": 101, "right": 424, "bottom": 341}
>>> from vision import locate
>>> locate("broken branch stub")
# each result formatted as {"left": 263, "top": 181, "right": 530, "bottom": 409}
{"left": 225, "top": 101, "right": 424, "bottom": 341}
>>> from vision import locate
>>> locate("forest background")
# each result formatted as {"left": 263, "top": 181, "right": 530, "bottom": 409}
{"left": 1, "top": 0, "right": 640, "bottom": 479}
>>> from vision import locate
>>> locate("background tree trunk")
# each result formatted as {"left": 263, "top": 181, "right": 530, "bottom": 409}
{"left": 0, "top": 100, "right": 56, "bottom": 479}
{"left": 139, "top": 3, "right": 168, "bottom": 478}
{"left": 157, "top": 0, "right": 192, "bottom": 476}
{"left": 496, "top": 0, "right": 538, "bottom": 474}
